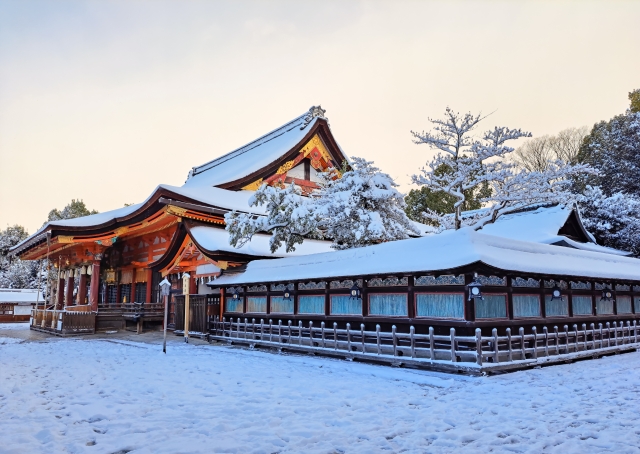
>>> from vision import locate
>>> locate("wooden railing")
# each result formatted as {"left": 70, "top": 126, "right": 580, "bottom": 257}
{"left": 31, "top": 309, "right": 95, "bottom": 335}
{"left": 209, "top": 317, "right": 640, "bottom": 374}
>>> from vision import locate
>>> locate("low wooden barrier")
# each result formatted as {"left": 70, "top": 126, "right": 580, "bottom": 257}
{"left": 209, "top": 317, "right": 640, "bottom": 374}
{"left": 30, "top": 309, "right": 95, "bottom": 336}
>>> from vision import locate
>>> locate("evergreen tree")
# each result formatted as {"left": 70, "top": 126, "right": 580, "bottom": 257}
{"left": 576, "top": 89, "right": 640, "bottom": 196}
{"left": 226, "top": 157, "right": 418, "bottom": 252}
{"left": 412, "top": 107, "right": 594, "bottom": 230}
{"left": 404, "top": 165, "right": 491, "bottom": 226}
{"left": 0, "top": 225, "right": 41, "bottom": 289}
{"left": 579, "top": 186, "right": 640, "bottom": 256}
{"left": 47, "top": 199, "right": 98, "bottom": 224}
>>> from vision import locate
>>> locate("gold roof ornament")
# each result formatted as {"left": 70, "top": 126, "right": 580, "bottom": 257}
{"left": 276, "top": 160, "right": 295, "bottom": 175}
{"left": 242, "top": 178, "right": 263, "bottom": 191}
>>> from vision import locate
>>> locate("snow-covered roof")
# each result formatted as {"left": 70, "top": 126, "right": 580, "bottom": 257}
{"left": 214, "top": 228, "right": 640, "bottom": 286}
{"left": 0, "top": 288, "right": 40, "bottom": 304}
{"left": 10, "top": 184, "right": 267, "bottom": 253}
{"left": 183, "top": 109, "right": 322, "bottom": 188}
{"left": 480, "top": 205, "right": 629, "bottom": 256}
{"left": 189, "top": 225, "right": 333, "bottom": 258}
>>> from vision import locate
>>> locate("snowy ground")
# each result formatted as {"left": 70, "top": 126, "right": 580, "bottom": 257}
{"left": 1, "top": 323, "right": 640, "bottom": 454}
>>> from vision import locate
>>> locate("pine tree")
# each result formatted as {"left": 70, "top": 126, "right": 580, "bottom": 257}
{"left": 411, "top": 107, "right": 594, "bottom": 230}
{"left": 47, "top": 199, "right": 98, "bottom": 224}
{"left": 579, "top": 186, "right": 640, "bottom": 256}
{"left": 404, "top": 164, "right": 491, "bottom": 226}
{"left": 225, "top": 157, "right": 418, "bottom": 252}
{"left": 576, "top": 89, "right": 640, "bottom": 196}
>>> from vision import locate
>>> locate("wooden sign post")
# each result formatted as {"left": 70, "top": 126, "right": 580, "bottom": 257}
{"left": 182, "top": 273, "right": 190, "bottom": 343}
{"left": 159, "top": 278, "right": 171, "bottom": 353}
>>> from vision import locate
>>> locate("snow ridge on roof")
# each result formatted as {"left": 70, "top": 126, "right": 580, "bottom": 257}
{"left": 184, "top": 107, "right": 326, "bottom": 188}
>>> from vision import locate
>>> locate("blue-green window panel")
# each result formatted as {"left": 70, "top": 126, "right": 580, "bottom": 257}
{"left": 299, "top": 295, "right": 325, "bottom": 314}
{"left": 226, "top": 298, "right": 244, "bottom": 313}
{"left": 270, "top": 297, "right": 293, "bottom": 314}
{"left": 475, "top": 294, "right": 507, "bottom": 319}
{"left": 416, "top": 293, "right": 464, "bottom": 319}
{"left": 544, "top": 295, "right": 568, "bottom": 317}
{"left": 635, "top": 297, "right": 640, "bottom": 314}
{"left": 596, "top": 299, "right": 614, "bottom": 315}
{"left": 513, "top": 295, "right": 541, "bottom": 318}
{"left": 572, "top": 296, "right": 593, "bottom": 315}
{"left": 331, "top": 295, "right": 362, "bottom": 315}
{"left": 369, "top": 293, "right": 408, "bottom": 316}
{"left": 246, "top": 296, "right": 267, "bottom": 313}
{"left": 617, "top": 296, "right": 632, "bottom": 314}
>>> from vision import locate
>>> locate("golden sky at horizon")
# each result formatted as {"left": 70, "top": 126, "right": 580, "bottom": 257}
{"left": 1, "top": 0, "right": 639, "bottom": 233}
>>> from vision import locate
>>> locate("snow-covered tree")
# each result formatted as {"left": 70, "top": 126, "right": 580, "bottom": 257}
{"left": 225, "top": 183, "right": 322, "bottom": 253}
{"left": 576, "top": 89, "right": 640, "bottom": 196}
{"left": 404, "top": 163, "right": 491, "bottom": 226}
{"left": 225, "top": 157, "right": 418, "bottom": 252}
{"left": 0, "top": 225, "right": 42, "bottom": 289}
{"left": 579, "top": 186, "right": 640, "bottom": 256}
{"left": 313, "top": 157, "right": 419, "bottom": 250}
{"left": 411, "top": 107, "right": 595, "bottom": 230}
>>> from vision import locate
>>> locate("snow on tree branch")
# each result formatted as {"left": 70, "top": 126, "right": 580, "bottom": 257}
{"left": 225, "top": 157, "right": 419, "bottom": 252}
{"left": 411, "top": 107, "right": 596, "bottom": 231}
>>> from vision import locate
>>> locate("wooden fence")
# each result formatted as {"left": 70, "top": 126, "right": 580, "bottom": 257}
{"left": 209, "top": 317, "right": 640, "bottom": 374}
{"left": 30, "top": 309, "right": 95, "bottom": 336}
{"left": 174, "top": 295, "right": 220, "bottom": 335}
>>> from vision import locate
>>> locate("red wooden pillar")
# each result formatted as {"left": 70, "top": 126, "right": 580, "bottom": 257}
{"left": 78, "top": 270, "right": 88, "bottom": 306}
{"left": 145, "top": 269, "right": 153, "bottom": 304}
{"left": 65, "top": 272, "right": 74, "bottom": 307}
{"left": 56, "top": 277, "right": 65, "bottom": 310}
{"left": 89, "top": 260, "right": 101, "bottom": 312}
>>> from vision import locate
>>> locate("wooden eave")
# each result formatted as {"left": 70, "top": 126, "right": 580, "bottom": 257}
{"left": 216, "top": 118, "right": 347, "bottom": 191}
{"left": 183, "top": 219, "right": 281, "bottom": 264}
{"left": 12, "top": 186, "right": 237, "bottom": 259}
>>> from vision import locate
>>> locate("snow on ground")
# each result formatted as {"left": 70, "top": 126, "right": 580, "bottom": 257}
{"left": 1, "top": 323, "right": 640, "bottom": 454}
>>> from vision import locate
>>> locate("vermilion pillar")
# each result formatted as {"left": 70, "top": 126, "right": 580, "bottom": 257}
{"left": 89, "top": 260, "right": 101, "bottom": 312}
{"left": 65, "top": 271, "right": 74, "bottom": 307}
{"left": 56, "top": 276, "right": 66, "bottom": 310}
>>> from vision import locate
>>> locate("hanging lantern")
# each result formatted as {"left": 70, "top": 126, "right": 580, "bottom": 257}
{"left": 601, "top": 287, "right": 613, "bottom": 301}
{"left": 349, "top": 283, "right": 361, "bottom": 299}
{"left": 283, "top": 290, "right": 292, "bottom": 301}
{"left": 550, "top": 286, "right": 562, "bottom": 301}
{"left": 467, "top": 274, "right": 483, "bottom": 301}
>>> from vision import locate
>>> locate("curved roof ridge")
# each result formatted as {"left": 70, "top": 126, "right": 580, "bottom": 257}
{"left": 188, "top": 110, "right": 310, "bottom": 179}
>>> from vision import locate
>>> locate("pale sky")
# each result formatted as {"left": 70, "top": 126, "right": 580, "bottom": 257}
{"left": 1, "top": 0, "right": 638, "bottom": 234}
